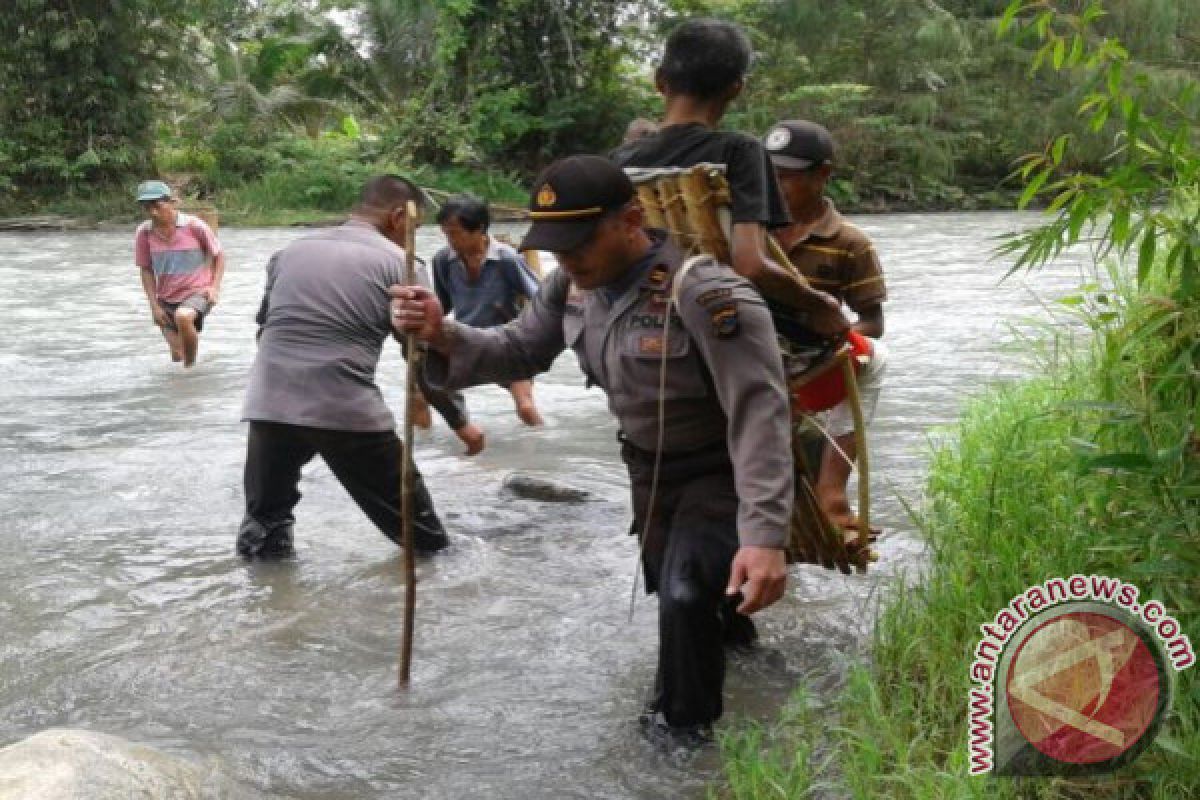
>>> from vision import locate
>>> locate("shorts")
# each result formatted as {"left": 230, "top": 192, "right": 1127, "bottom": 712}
{"left": 822, "top": 337, "right": 886, "bottom": 437}
{"left": 159, "top": 294, "right": 211, "bottom": 332}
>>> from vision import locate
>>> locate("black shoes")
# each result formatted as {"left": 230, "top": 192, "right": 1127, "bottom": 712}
{"left": 413, "top": 533, "right": 450, "bottom": 553}
{"left": 638, "top": 710, "right": 714, "bottom": 757}
{"left": 236, "top": 515, "right": 295, "bottom": 559}
{"left": 412, "top": 514, "right": 450, "bottom": 553}
{"left": 236, "top": 513, "right": 450, "bottom": 558}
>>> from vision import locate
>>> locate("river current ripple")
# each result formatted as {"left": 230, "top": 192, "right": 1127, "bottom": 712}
{"left": 0, "top": 213, "right": 1085, "bottom": 798}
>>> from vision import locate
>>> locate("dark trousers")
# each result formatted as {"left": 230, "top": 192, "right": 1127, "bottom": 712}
{"left": 238, "top": 420, "right": 448, "bottom": 556}
{"left": 624, "top": 439, "right": 741, "bottom": 727}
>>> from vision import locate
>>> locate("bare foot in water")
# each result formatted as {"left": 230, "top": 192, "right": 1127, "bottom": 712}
{"left": 454, "top": 422, "right": 485, "bottom": 455}
{"left": 516, "top": 403, "right": 544, "bottom": 427}
{"left": 827, "top": 511, "right": 881, "bottom": 540}
{"left": 509, "top": 379, "right": 543, "bottom": 426}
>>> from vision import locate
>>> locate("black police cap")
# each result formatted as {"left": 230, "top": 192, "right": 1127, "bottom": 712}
{"left": 519, "top": 155, "right": 635, "bottom": 253}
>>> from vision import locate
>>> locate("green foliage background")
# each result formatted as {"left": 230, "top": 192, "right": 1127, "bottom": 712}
{"left": 2, "top": 0, "right": 1198, "bottom": 218}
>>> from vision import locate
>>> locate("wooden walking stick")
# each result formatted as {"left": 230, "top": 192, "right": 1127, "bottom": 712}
{"left": 399, "top": 199, "right": 419, "bottom": 688}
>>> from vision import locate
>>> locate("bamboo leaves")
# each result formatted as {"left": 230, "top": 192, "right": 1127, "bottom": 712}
{"left": 998, "top": 0, "right": 1199, "bottom": 564}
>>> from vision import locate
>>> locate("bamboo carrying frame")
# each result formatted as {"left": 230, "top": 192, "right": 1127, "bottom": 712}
{"left": 624, "top": 164, "right": 873, "bottom": 573}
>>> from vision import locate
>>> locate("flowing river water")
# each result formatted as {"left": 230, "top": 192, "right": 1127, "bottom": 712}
{"left": 0, "top": 213, "right": 1087, "bottom": 798}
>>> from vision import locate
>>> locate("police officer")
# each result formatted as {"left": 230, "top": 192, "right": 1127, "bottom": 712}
{"left": 238, "top": 175, "right": 469, "bottom": 559}
{"left": 390, "top": 155, "right": 792, "bottom": 747}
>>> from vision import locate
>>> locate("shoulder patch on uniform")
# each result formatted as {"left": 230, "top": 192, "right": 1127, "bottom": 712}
{"left": 646, "top": 264, "right": 671, "bottom": 290}
{"left": 695, "top": 287, "right": 733, "bottom": 308}
{"left": 710, "top": 302, "right": 739, "bottom": 338}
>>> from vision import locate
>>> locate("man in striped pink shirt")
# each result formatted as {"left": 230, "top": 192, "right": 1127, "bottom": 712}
{"left": 134, "top": 180, "right": 225, "bottom": 367}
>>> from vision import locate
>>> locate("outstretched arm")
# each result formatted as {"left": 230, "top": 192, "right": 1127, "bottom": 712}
{"left": 389, "top": 269, "right": 570, "bottom": 390}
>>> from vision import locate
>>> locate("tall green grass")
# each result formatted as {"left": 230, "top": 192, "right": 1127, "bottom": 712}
{"left": 714, "top": 260, "right": 1198, "bottom": 798}
{"left": 716, "top": 690, "right": 818, "bottom": 800}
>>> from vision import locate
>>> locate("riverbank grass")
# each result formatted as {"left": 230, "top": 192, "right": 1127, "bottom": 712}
{"left": 717, "top": 690, "right": 817, "bottom": 799}
{"left": 715, "top": 267, "right": 1198, "bottom": 798}
{"left": 0, "top": 162, "right": 530, "bottom": 229}
{"left": 213, "top": 163, "right": 529, "bottom": 227}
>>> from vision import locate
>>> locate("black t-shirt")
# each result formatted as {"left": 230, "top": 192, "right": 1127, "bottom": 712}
{"left": 611, "top": 123, "right": 791, "bottom": 229}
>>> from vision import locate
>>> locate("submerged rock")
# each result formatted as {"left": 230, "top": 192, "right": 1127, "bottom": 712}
{"left": 501, "top": 472, "right": 591, "bottom": 503}
{"left": 0, "top": 728, "right": 246, "bottom": 800}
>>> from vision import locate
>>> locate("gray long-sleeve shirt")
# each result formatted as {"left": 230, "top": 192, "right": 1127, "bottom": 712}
{"left": 243, "top": 220, "right": 467, "bottom": 431}
{"left": 423, "top": 234, "right": 793, "bottom": 547}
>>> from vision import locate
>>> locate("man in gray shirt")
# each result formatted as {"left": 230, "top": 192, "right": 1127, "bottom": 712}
{"left": 238, "top": 175, "right": 473, "bottom": 558}
{"left": 391, "top": 156, "right": 791, "bottom": 748}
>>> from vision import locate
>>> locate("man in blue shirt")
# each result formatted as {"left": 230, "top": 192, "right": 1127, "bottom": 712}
{"left": 432, "top": 194, "right": 544, "bottom": 427}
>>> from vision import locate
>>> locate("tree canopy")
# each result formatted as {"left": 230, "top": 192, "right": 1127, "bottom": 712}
{"left": 2, "top": 0, "right": 1197, "bottom": 211}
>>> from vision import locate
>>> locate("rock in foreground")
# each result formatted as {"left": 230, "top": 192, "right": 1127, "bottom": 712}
{"left": 0, "top": 728, "right": 247, "bottom": 800}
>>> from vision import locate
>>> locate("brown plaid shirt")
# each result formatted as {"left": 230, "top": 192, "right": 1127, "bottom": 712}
{"left": 783, "top": 200, "right": 886, "bottom": 313}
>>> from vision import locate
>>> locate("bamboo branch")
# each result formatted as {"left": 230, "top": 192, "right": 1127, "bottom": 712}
{"left": 841, "top": 356, "right": 871, "bottom": 573}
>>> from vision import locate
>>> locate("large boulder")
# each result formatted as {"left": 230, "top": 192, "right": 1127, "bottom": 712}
{"left": 0, "top": 728, "right": 245, "bottom": 800}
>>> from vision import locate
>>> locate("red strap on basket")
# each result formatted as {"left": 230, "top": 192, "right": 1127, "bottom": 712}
{"left": 789, "top": 331, "right": 872, "bottom": 414}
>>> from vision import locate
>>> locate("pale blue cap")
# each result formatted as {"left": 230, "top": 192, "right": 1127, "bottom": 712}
{"left": 136, "top": 180, "right": 172, "bottom": 202}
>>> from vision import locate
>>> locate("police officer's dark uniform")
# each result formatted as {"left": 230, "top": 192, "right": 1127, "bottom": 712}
{"left": 416, "top": 157, "right": 793, "bottom": 736}
{"left": 239, "top": 218, "right": 452, "bottom": 558}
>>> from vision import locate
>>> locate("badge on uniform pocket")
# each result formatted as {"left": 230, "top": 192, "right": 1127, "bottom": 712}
{"left": 637, "top": 334, "right": 665, "bottom": 355}
{"left": 623, "top": 327, "right": 688, "bottom": 358}
{"left": 710, "top": 303, "right": 739, "bottom": 338}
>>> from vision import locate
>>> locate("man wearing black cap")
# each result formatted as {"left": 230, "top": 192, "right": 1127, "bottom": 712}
{"left": 765, "top": 119, "right": 888, "bottom": 533}
{"left": 390, "top": 155, "right": 792, "bottom": 748}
